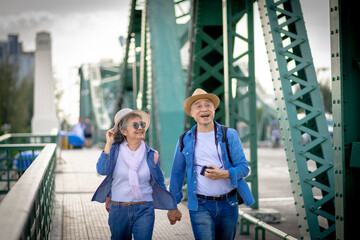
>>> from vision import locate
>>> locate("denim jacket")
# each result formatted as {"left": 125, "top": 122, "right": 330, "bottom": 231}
{"left": 92, "top": 142, "right": 177, "bottom": 210}
{"left": 169, "top": 121, "right": 255, "bottom": 211}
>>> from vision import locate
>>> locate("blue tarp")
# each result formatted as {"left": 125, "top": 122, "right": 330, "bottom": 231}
{"left": 14, "top": 151, "right": 40, "bottom": 170}
{"left": 60, "top": 131, "right": 85, "bottom": 148}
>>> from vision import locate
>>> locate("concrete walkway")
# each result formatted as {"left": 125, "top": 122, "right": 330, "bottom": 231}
{"left": 53, "top": 147, "right": 193, "bottom": 240}
{"left": 52, "top": 146, "right": 301, "bottom": 240}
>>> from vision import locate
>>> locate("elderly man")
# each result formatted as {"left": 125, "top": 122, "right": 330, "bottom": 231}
{"left": 168, "top": 88, "right": 255, "bottom": 240}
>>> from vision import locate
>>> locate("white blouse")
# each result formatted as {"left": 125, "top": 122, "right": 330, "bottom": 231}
{"left": 111, "top": 148, "right": 153, "bottom": 202}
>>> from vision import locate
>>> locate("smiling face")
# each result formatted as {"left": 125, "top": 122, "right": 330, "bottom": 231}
{"left": 121, "top": 116, "right": 146, "bottom": 142}
{"left": 190, "top": 98, "right": 215, "bottom": 129}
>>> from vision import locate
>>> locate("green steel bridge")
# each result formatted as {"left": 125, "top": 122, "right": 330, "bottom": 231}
{"left": 0, "top": 0, "right": 359, "bottom": 239}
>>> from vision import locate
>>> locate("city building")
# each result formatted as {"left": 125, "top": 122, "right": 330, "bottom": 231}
{"left": 0, "top": 34, "right": 35, "bottom": 83}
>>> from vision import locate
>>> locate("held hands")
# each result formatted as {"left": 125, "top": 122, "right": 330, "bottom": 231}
{"left": 204, "top": 165, "right": 230, "bottom": 180}
{"left": 167, "top": 209, "right": 182, "bottom": 225}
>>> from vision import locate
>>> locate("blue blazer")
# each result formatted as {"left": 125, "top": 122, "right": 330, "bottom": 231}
{"left": 92, "top": 143, "right": 177, "bottom": 210}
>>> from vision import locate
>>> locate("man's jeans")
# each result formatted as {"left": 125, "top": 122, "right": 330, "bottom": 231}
{"left": 108, "top": 201, "right": 155, "bottom": 240}
{"left": 189, "top": 195, "right": 239, "bottom": 240}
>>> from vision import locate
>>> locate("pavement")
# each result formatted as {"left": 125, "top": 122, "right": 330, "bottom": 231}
{"left": 51, "top": 146, "right": 301, "bottom": 240}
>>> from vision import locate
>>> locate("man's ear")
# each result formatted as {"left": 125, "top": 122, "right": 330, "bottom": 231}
{"left": 189, "top": 110, "right": 194, "bottom": 118}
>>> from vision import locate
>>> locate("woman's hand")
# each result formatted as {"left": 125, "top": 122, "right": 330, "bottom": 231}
{"left": 104, "top": 128, "right": 115, "bottom": 153}
{"left": 106, "top": 128, "right": 115, "bottom": 143}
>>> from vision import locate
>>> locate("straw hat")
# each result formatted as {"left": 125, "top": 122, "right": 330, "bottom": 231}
{"left": 183, "top": 88, "right": 220, "bottom": 116}
{"left": 113, "top": 108, "right": 150, "bottom": 131}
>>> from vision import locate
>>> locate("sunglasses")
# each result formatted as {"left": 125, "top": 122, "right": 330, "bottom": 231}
{"left": 130, "top": 121, "right": 146, "bottom": 129}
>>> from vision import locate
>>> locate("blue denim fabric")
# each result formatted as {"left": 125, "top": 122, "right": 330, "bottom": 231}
{"left": 169, "top": 121, "right": 255, "bottom": 211}
{"left": 92, "top": 143, "right": 177, "bottom": 210}
{"left": 189, "top": 195, "right": 238, "bottom": 240}
{"left": 108, "top": 201, "right": 155, "bottom": 240}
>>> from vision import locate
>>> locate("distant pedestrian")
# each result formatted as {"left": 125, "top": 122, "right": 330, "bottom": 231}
{"left": 92, "top": 108, "right": 178, "bottom": 240}
{"left": 168, "top": 88, "right": 255, "bottom": 240}
{"left": 73, "top": 118, "right": 85, "bottom": 143}
{"left": 84, "top": 117, "right": 94, "bottom": 147}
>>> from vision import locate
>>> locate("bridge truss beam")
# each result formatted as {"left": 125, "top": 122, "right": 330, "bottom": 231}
{"left": 222, "top": 0, "right": 259, "bottom": 209}
{"left": 258, "top": 0, "right": 335, "bottom": 239}
{"left": 119, "top": 0, "right": 185, "bottom": 177}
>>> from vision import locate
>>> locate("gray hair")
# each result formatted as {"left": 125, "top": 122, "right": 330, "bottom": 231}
{"left": 113, "top": 113, "right": 142, "bottom": 144}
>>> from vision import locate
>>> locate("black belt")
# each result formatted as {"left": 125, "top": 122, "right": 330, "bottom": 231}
{"left": 196, "top": 189, "right": 237, "bottom": 201}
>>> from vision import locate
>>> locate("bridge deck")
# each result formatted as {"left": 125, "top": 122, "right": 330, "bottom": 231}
{"left": 51, "top": 146, "right": 301, "bottom": 240}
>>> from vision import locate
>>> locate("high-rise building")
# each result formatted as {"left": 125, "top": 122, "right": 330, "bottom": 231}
{"left": 18, "top": 51, "right": 35, "bottom": 82}
{"left": 0, "top": 34, "right": 35, "bottom": 83}
{"left": 0, "top": 41, "right": 7, "bottom": 62}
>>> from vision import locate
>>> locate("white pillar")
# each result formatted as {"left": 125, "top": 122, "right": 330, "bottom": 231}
{"left": 31, "top": 31, "right": 58, "bottom": 134}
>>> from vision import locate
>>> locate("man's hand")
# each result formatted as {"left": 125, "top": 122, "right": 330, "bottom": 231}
{"left": 204, "top": 165, "right": 229, "bottom": 180}
{"left": 167, "top": 209, "right": 182, "bottom": 225}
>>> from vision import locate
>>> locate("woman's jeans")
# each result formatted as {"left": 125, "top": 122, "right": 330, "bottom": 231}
{"left": 189, "top": 195, "right": 238, "bottom": 240}
{"left": 108, "top": 201, "right": 155, "bottom": 240}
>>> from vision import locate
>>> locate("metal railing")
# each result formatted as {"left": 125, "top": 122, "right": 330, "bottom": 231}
{"left": 0, "top": 143, "right": 57, "bottom": 239}
{"left": 0, "top": 133, "right": 58, "bottom": 144}
{"left": 0, "top": 144, "right": 45, "bottom": 193}
{"left": 0, "top": 133, "right": 58, "bottom": 239}
{"left": 239, "top": 209, "right": 298, "bottom": 240}
{"left": 0, "top": 133, "right": 58, "bottom": 193}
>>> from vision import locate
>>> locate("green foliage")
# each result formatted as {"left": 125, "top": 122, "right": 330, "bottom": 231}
{"left": 257, "top": 106, "right": 264, "bottom": 124}
{"left": 0, "top": 60, "right": 34, "bottom": 134}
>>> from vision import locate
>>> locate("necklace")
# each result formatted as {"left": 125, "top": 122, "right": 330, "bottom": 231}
{"left": 127, "top": 142, "right": 140, "bottom": 147}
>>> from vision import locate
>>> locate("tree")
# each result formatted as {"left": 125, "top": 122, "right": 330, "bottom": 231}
{"left": 10, "top": 76, "right": 34, "bottom": 132}
{"left": 53, "top": 76, "right": 65, "bottom": 119}
{"left": 0, "top": 59, "right": 34, "bottom": 134}
{"left": 0, "top": 59, "right": 17, "bottom": 134}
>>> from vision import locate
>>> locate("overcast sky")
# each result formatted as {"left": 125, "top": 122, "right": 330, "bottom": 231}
{"left": 0, "top": 0, "right": 131, "bottom": 124}
{"left": 0, "top": 0, "right": 330, "bottom": 125}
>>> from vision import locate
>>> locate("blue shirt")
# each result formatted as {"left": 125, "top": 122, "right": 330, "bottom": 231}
{"left": 92, "top": 143, "right": 177, "bottom": 210}
{"left": 169, "top": 121, "right": 255, "bottom": 211}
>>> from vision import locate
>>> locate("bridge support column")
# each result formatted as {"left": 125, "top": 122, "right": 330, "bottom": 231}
{"left": 32, "top": 32, "right": 58, "bottom": 134}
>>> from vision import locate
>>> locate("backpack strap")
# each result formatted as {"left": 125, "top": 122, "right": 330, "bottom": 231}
{"left": 179, "top": 130, "right": 188, "bottom": 152}
{"left": 221, "top": 125, "right": 233, "bottom": 164}
{"left": 221, "top": 125, "right": 244, "bottom": 205}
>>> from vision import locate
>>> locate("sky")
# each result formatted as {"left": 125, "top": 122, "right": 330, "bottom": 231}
{"left": 0, "top": 0, "right": 330, "bottom": 125}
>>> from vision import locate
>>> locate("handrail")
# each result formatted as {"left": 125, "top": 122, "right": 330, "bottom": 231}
{"left": 0, "top": 143, "right": 56, "bottom": 239}
{"left": 239, "top": 209, "right": 298, "bottom": 240}
{"left": 0, "top": 144, "right": 46, "bottom": 193}
{"left": 0, "top": 133, "right": 58, "bottom": 144}
{"left": 0, "top": 134, "right": 11, "bottom": 143}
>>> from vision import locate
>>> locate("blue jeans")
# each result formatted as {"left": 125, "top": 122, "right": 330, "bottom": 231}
{"left": 189, "top": 195, "right": 238, "bottom": 240}
{"left": 108, "top": 201, "right": 155, "bottom": 240}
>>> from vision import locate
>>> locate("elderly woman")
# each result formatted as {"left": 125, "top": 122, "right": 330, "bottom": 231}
{"left": 92, "top": 108, "right": 179, "bottom": 240}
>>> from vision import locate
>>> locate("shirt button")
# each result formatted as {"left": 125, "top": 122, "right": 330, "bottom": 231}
{"left": 194, "top": 181, "right": 196, "bottom": 183}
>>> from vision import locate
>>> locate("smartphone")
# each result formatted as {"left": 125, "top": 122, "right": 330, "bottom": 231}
{"left": 200, "top": 166, "right": 214, "bottom": 176}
